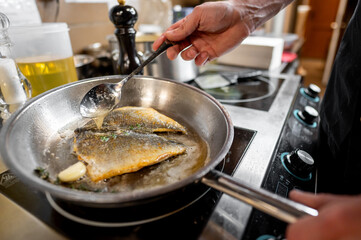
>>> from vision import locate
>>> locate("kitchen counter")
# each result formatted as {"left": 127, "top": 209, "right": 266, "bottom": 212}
{"left": 0, "top": 154, "right": 65, "bottom": 239}
{"left": 0, "top": 156, "right": 6, "bottom": 173}
{"left": 0, "top": 192, "right": 65, "bottom": 240}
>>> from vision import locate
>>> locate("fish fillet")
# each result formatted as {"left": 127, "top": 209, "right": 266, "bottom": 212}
{"left": 77, "top": 106, "right": 187, "bottom": 134}
{"left": 73, "top": 130, "right": 186, "bottom": 182}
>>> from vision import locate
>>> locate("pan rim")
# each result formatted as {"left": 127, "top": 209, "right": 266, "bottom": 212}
{"left": 0, "top": 75, "right": 234, "bottom": 205}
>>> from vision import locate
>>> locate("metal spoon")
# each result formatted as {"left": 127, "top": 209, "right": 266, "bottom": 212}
{"left": 79, "top": 40, "right": 174, "bottom": 118}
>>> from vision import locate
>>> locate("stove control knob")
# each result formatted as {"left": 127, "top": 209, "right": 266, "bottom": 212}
{"left": 285, "top": 149, "right": 314, "bottom": 178}
{"left": 256, "top": 234, "right": 285, "bottom": 240}
{"left": 297, "top": 106, "right": 319, "bottom": 125}
{"left": 305, "top": 84, "right": 321, "bottom": 99}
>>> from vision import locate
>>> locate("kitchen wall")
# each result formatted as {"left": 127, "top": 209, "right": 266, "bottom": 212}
{"left": 37, "top": 0, "right": 203, "bottom": 54}
{"left": 37, "top": 0, "right": 114, "bottom": 53}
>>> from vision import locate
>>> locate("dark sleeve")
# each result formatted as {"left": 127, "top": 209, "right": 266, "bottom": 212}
{"left": 320, "top": 0, "right": 361, "bottom": 157}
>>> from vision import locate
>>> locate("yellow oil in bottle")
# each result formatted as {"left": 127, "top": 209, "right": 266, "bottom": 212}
{"left": 17, "top": 56, "right": 78, "bottom": 97}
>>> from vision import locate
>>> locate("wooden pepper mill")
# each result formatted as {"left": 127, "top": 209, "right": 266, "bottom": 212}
{"left": 109, "top": 0, "right": 142, "bottom": 75}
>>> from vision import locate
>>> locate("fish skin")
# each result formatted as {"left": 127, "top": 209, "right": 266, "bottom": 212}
{"left": 76, "top": 107, "right": 187, "bottom": 134}
{"left": 73, "top": 130, "right": 186, "bottom": 182}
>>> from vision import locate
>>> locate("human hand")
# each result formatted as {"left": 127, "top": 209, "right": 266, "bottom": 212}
{"left": 286, "top": 190, "right": 361, "bottom": 240}
{"left": 153, "top": 0, "right": 292, "bottom": 66}
{"left": 153, "top": 1, "right": 248, "bottom": 66}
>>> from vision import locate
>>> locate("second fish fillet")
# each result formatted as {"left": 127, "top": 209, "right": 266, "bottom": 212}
{"left": 77, "top": 106, "right": 187, "bottom": 134}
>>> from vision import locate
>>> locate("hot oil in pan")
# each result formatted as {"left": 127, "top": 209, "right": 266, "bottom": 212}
{"left": 42, "top": 112, "right": 210, "bottom": 193}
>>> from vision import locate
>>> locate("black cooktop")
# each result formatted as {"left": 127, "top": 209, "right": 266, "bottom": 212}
{"left": 190, "top": 72, "right": 284, "bottom": 111}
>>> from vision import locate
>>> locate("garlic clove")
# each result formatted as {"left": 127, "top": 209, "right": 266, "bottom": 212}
{"left": 58, "top": 162, "right": 86, "bottom": 182}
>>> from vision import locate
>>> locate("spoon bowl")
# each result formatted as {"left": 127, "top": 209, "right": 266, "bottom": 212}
{"left": 79, "top": 40, "right": 173, "bottom": 118}
{"left": 79, "top": 83, "right": 121, "bottom": 117}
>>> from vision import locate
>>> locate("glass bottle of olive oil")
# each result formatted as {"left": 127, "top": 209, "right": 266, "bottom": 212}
{"left": 0, "top": 12, "right": 31, "bottom": 124}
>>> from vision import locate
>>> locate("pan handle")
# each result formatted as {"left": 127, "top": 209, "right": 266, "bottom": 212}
{"left": 201, "top": 170, "right": 318, "bottom": 224}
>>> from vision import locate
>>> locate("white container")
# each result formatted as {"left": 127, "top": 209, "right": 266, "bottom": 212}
{"left": 9, "top": 23, "right": 78, "bottom": 97}
{"left": 9, "top": 23, "right": 72, "bottom": 59}
{"left": 217, "top": 36, "right": 284, "bottom": 71}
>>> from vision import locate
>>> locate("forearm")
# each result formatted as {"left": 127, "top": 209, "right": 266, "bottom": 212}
{"left": 230, "top": 0, "right": 294, "bottom": 34}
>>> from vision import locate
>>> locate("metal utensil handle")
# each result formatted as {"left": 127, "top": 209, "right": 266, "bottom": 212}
{"left": 202, "top": 170, "right": 318, "bottom": 224}
{"left": 120, "top": 41, "right": 173, "bottom": 85}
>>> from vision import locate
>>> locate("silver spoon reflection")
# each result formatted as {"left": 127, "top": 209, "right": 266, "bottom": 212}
{"left": 79, "top": 40, "right": 174, "bottom": 118}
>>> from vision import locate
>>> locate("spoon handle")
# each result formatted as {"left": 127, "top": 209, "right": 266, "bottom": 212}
{"left": 117, "top": 40, "right": 174, "bottom": 89}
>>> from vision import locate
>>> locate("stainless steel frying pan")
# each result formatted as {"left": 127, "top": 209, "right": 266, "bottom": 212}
{"left": 0, "top": 75, "right": 317, "bottom": 223}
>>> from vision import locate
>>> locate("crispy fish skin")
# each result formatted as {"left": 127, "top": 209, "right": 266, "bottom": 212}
{"left": 77, "top": 107, "right": 187, "bottom": 134}
{"left": 73, "top": 131, "right": 186, "bottom": 182}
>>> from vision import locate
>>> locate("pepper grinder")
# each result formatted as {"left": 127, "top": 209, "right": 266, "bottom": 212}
{"left": 109, "top": 0, "right": 142, "bottom": 75}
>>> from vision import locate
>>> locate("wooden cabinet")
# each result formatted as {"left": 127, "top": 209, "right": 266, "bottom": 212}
{"left": 301, "top": 0, "right": 341, "bottom": 59}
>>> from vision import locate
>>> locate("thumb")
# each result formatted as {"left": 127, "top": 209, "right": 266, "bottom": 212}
{"left": 289, "top": 190, "right": 339, "bottom": 209}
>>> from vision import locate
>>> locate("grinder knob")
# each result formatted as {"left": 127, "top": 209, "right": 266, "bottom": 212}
{"left": 109, "top": 0, "right": 137, "bottom": 27}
